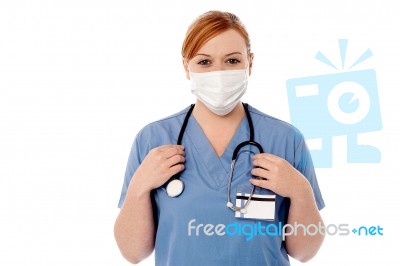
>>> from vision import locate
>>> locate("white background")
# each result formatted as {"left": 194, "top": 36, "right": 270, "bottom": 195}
{"left": 1, "top": 0, "right": 399, "bottom": 265}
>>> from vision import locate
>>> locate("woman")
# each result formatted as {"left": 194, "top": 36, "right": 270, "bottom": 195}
{"left": 114, "top": 10, "right": 325, "bottom": 265}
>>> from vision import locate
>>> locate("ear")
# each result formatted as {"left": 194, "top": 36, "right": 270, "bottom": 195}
{"left": 248, "top": 53, "right": 254, "bottom": 76}
{"left": 182, "top": 58, "right": 190, "bottom": 80}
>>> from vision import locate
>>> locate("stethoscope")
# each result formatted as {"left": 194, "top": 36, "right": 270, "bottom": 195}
{"left": 164, "top": 103, "right": 263, "bottom": 213}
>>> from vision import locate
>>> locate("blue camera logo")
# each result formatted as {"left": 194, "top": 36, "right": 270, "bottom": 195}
{"left": 286, "top": 40, "right": 382, "bottom": 167}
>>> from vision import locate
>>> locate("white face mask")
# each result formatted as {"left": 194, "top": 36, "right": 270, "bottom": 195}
{"left": 189, "top": 69, "right": 248, "bottom": 116}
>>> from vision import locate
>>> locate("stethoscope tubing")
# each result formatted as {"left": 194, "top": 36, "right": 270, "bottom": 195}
{"left": 165, "top": 103, "right": 263, "bottom": 212}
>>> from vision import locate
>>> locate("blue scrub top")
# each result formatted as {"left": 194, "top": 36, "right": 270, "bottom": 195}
{"left": 118, "top": 104, "right": 325, "bottom": 266}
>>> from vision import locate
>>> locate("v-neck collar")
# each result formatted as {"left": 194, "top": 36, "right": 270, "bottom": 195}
{"left": 185, "top": 113, "right": 250, "bottom": 188}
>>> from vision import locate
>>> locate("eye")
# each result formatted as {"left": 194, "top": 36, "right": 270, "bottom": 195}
{"left": 197, "top": 59, "right": 212, "bottom": 66}
{"left": 226, "top": 58, "right": 241, "bottom": 64}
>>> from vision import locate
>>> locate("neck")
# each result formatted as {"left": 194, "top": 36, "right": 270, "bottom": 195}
{"left": 192, "top": 100, "right": 245, "bottom": 126}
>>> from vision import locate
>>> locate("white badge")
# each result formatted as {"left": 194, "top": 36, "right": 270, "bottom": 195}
{"left": 235, "top": 192, "right": 276, "bottom": 220}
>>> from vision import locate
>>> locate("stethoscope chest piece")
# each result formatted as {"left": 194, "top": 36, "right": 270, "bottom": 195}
{"left": 166, "top": 179, "right": 184, "bottom": 197}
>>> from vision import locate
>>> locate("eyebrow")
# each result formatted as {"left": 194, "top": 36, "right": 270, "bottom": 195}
{"left": 194, "top": 52, "right": 243, "bottom": 57}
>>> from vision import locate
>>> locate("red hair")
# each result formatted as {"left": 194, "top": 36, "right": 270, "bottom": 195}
{"left": 181, "top": 11, "right": 251, "bottom": 60}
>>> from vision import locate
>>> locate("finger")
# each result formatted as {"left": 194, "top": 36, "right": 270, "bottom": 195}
{"left": 157, "top": 144, "right": 185, "bottom": 153}
{"left": 165, "top": 163, "right": 185, "bottom": 179}
{"left": 251, "top": 167, "right": 270, "bottom": 179}
{"left": 166, "top": 154, "right": 185, "bottom": 167}
{"left": 249, "top": 178, "right": 271, "bottom": 190}
{"left": 253, "top": 153, "right": 281, "bottom": 162}
{"left": 162, "top": 146, "right": 186, "bottom": 159}
{"left": 252, "top": 157, "right": 274, "bottom": 171}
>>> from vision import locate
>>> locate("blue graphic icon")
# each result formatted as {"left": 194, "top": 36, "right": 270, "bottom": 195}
{"left": 286, "top": 40, "right": 382, "bottom": 167}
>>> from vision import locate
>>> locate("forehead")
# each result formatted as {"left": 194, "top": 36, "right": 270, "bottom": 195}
{"left": 196, "top": 29, "right": 247, "bottom": 56}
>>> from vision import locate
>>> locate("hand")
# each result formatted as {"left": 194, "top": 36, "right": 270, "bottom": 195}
{"left": 133, "top": 145, "right": 185, "bottom": 193}
{"left": 249, "top": 153, "right": 312, "bottom": 200}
